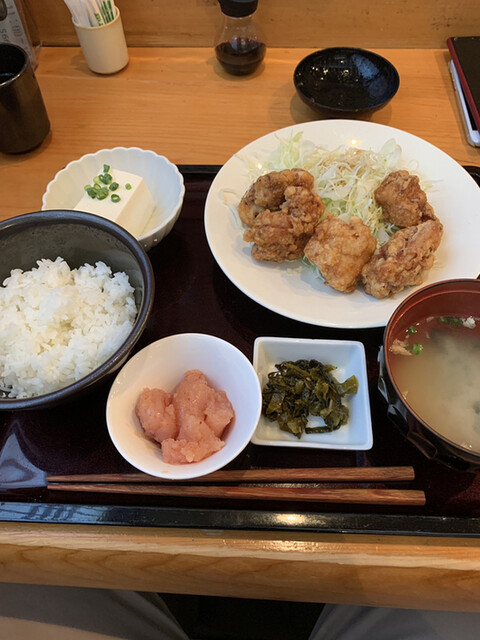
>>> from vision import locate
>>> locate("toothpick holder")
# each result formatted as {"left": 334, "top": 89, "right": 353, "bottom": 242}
{"left": 73, "top": 7, "right": 129, "bottom": 74}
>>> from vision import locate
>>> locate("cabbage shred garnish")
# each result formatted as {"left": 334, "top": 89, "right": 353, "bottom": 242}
{"left": 241, "top": 133, "right": 406, "bottom": 245}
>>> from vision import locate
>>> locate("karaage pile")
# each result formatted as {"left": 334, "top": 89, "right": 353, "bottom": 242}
{"left": 239, "top": 166, "right": 443, "bottom": 299}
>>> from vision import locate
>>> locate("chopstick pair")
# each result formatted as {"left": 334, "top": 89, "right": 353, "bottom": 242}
{"left": 46, "top": 466, "right": 425, "bottom": 506}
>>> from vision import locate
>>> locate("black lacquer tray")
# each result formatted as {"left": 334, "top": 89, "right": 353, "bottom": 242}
{"left": 1, "top": 166, "right": 480, "bottom": 537}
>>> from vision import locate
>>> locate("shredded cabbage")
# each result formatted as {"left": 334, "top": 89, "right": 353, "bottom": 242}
{"left": 239, "top": 132, "right": 414, "bottom": 245}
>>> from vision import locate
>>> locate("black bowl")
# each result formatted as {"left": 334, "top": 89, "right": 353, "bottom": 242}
{"left": 378, "top": 279, "right": 480, "bottom": 472}
{"left": 0, "top": 210, "right": 154, "bottom": 410}
{"left": 294, "top": 47, "right": 400, "bottom": 117}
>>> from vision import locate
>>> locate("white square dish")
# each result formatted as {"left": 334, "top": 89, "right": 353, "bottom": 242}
{"left": 252, "top": 337, "right": 373, "bottom": 450}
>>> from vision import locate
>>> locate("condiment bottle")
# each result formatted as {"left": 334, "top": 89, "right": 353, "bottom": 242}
{"left": 0, "top": 0, "right": 42, "bottom": 70}
{"left": 215, "top": 0, "right": 266, "bottom": 76}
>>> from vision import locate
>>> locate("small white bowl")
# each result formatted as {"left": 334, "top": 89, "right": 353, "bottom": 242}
{"left": 106, "top": 333, "right": 262, "bottom": 480}
{"left": 252, "top": 337, "right": 372, "bottom": 450}
{"left": 42, "top": 147, "right": 185, "bottom": 251}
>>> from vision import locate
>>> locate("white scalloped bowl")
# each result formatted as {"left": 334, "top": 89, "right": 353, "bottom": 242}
{"left": 42, "top": 147, "right": 185, "bottom": 251}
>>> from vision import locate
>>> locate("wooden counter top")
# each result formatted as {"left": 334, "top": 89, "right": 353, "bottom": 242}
{"left": 2, "top": 523, "right": 480, "bottom": 611}
{"left": 0, "top": 46, "right": 478, "bottom": 221}
{"left": 1, "top": 47, "right": 480, "bottom": 610}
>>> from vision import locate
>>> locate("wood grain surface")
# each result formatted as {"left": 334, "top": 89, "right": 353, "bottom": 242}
{"left": 27, "top": 0, "right": 480, "bottom": 49}
{"left": 46, "top": 484, "right": 426, "bottom": 505}
{"left": 2, "top": 523, "right": 480, "bottom": 610}
{"left": 0, "top": 47, "right": 478, "bottom": 223}
{"left": 46, "top": 467, "right": 416, "bottom": 483}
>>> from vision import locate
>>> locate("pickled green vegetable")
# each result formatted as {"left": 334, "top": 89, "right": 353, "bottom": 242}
{"left": 261, "top": 359, "right": 358, "bottom": 439}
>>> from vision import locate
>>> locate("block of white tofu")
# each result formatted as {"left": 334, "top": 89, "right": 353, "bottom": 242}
{"left": 73, "top": 169, "right": 156, "bottom": 237}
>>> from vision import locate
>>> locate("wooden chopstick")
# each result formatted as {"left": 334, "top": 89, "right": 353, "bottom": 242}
{"left": 46, "top": 466, "right": 415, "bottom": 484}
{"left": 46, "top": 482, "right": 425, "bottom": 505}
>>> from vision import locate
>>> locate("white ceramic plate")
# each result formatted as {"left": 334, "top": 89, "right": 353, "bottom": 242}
{"left": 204, "top": 120, "right": 480, "bottom": 328}
{"left": 252, "top": 337, "right": 372, "bottom": 450}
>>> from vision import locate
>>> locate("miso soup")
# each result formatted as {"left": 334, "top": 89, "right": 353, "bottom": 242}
{"left": 389, "top": 316, "right": 480, "bottom": 453}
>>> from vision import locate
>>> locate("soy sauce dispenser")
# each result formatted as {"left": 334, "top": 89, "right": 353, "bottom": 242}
{"left": 215, "top": 0, "right": 266, "bottom": 76}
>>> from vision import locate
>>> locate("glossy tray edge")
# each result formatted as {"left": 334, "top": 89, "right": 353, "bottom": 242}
{"left": 1, "top": 501, "right": 480, "bottom": 537}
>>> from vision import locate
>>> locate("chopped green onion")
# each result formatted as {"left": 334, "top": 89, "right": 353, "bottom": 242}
{"left": 439, "top": 316, "right": 464, "bottom": 326}
{"left": 99, "top": 173, "right": 112, "bottom": 185}
{"left": 407, "top": 326, "right": 417, "bottom": 334}
{"left": 411, "top": 343, "right": 423, "bottom": 355}
{"left": 96, "top": 188, "right": 109, "bottom": 200}
{"left": 125, "top": 183, "right": 132, "bottom": 190}
{"left": 86, "top": 168, "right": 126, "bottom": 201}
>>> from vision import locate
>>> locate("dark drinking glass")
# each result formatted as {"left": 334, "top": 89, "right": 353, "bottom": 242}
{"left": 0, "top": 43, "right": 50, "bottom": 154}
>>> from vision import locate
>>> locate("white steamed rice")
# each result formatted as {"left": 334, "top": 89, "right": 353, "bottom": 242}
{"left": 0, "top": 257, "right": 137, "bottom": 399}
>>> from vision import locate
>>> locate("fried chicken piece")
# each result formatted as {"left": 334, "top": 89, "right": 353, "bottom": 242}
{"left": 303, "top": 214, "right": 377, "bottom": 293}
{"left": 422, "top": 203, "right": 438, "bottom": 222}
{"left": 374, "top": 170, "right": 432, "bottom": 228}
{"left": 361, "top": 219, "right": 443, "bottom": 299}
{"left": 243, "top": 186, "right": 325, "bottom": 262}
{"left": 244, "top": 209, "right": 303, "bottom": 261}
{"left": 238, "top": 168, "right": 315, "bottom": 227}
